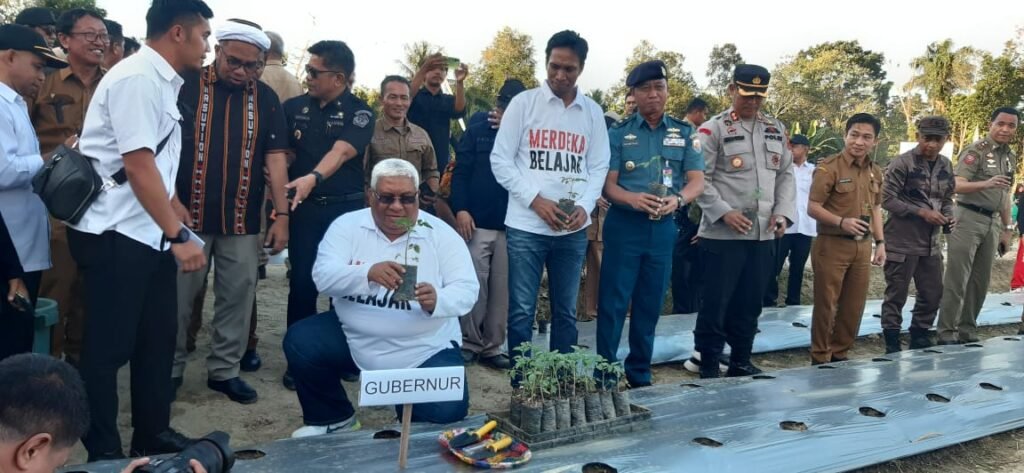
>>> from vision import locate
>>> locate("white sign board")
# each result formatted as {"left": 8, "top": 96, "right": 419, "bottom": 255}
{"left": 899, "top": 141, "right": 955, "bottom": 158}
{"left": 358, "top": 366, "right": 465, "bottom": 407}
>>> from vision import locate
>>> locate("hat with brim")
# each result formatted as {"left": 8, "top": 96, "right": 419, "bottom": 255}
{"left": 0, "top": 24, "right": 68, "bottom": 68}
{"left": 917, "top": 115, "right": 951, "bottom": 136}
{"left": 734, "top": 64, "right": 770, "bottom": 97}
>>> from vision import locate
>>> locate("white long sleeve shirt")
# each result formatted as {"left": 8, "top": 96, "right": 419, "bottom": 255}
{"left": 490, "top": 80, "right": 610, "bottom": 236}
{"left": 786, "top": 161, "right": 817, "bottom": 237}
{"left": 0, "top": 82, "right": 50, "bottom": 272}
{"left": 312, "top": 208, "right": 479, "bottom": 371}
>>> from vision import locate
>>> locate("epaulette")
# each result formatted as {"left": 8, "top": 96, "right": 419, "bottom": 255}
{"left": 611, "top": 116, "right": 631, "bottom": 129}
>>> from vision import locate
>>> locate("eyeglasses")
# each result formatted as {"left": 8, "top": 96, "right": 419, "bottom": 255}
{"left": 67, "top": 31, "right": 110, "bottom": 44}
{"left": 373, "top": 191, "right": 418, "bottom": 205}
{"left": 305, "top": 66, "right": 341, "bottom": 79}
{"left": 225, "top": 56, "right": 264, "bottom": 73}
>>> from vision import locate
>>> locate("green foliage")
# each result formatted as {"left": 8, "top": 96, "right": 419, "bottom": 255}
{"left": 791, "top": 121, "right": 844, "bottom": 162}
{"left": 397, "top": 41, "right": 445, "bottom": 79}
{"left": 468, "top": 26, "right": 539, "bottom": 101}
{"left": 40, "top": 0, "right": 104, "bottom": 15}
{"left": 393, "top": 218, "right": 432, "bottom": 266}
{"left": 560, "top": 177, "right": 587, "bottom": 201}
{"left": 351, "top": 85, "right": 381, "bottom": 117}
{"left": 608, "top": 41, "right": 699, "bottom": 118}
{"left": 705, "top": 43, "right": 743, "bottom": 112}
{"left": 907, "top": 39, "right": 979, "bottom": 115}
{"left": 586, "top": 88, "right": 607, "bottom": 111}
{"left": 510, "top": 344, "right": 624, "bottom": 402}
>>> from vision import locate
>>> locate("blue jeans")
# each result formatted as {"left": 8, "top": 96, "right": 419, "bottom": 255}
{"left": 506, "top": 227, "right": 588, "bottom": 385}
{"left": 283, "top": 311, "right": 469, "bottom": 425}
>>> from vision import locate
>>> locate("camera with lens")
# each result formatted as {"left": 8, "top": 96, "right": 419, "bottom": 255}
{"left": 137, "top": 431, "right": 234, "bottom": 473}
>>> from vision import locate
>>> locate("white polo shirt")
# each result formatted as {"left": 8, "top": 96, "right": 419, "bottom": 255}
{"left": 786, "top": 161, "right": 817, "bottom": 237}
{"left": 490, "top": 80, "right": 610, "bottom": 236}
{"left": 70, "top": 45, "right": 183, "bottom": 250}
{"left": 0, "top": 82, "right": 50, "bottom": 272}
{"left": 312, "top": 208, "right": 479, "bottom": 371}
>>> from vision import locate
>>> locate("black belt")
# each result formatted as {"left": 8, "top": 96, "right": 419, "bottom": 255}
{"left": 959, "top": 202, "right": 996, "bottom": 218}
{"left": 308, "top": 192, "right": 365, "bottom": 205}
{"left": 822, "top": 233, "right": 871, "bottom": 242}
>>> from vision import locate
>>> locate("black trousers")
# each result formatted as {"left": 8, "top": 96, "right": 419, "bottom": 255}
{"left": 764, "top": 234, "right": 813, "bottom": 306}
{"left": 68, "top": 229, "right": 177, "bottom": 457}
{"left": 286, "top": 199, "right": 364, "bottom": 327}
{"left": 0, "top": 271, "right": 42, "bottom": 361}
{"left": 671, "top": 209, "right": 702, "bottom": 314}
{"left": 695, "top": 239, "right": 775, "bottom": 363}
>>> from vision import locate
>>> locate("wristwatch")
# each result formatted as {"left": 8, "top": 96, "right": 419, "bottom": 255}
{"left": 676, "top": 195, "right": 685, "bottom": 208}
{"left": 1005, "top": 224, "right": 1016, "bottom": 231}
{"left": 310, "top": 170, "right": 324, "bottom": 187}
{"left": 164, "top": 228, "right": 190, "bottom": 245}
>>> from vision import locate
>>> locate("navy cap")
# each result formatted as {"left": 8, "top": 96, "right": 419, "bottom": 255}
{"left": 0, "top": 25, "right": 68, "bottom": 68}
{"left": 14, "top": 7, "right": 56, "bottom": 27}
{"left": 733, "top": 64, "right": 770, "bottom": 97}
{"left": 790, "top": 134, "right": 810, "bottom": 146}
{"left": 917, "top": 116, "right": 951, "bottom": 136}
{"left": 626, "top": 60, "right": 667, "bottom": 88}
{"left": 497, "top": 79, "right": 527, "bottom": 105}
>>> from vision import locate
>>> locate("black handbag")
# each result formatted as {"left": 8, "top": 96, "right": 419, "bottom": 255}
{"left": 32, "top": 133, "right": 174, "bottom": 224}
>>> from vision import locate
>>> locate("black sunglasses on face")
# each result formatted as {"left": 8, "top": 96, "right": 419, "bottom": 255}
{"left": 373, "top": 191, "right": 418, "bottom": 205}
{"left": 305, "top": 66, "right": 341, "bottom": 79}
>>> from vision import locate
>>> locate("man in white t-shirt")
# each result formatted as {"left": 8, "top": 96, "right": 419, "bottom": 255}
{"left": 65, "top": 0, "right": 212, "bottom": 462}
{"left": 490, "top": 30, "right": 610, "bottom": 384}
{"left": 764, "top": 134, "right": 816, "bottom": 307}
{"left": 284, "top": 159, "right": 478, "bottom": 438}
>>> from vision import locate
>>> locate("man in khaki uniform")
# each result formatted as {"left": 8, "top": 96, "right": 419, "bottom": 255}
{"left": 365, "top": 75, "right": 439, "bottom": 200}
{"left": 260, "top": 31, "right": 303, "bottom": 102}
{"left": 880, "top": 116, "right": 955, "bottom": 353}
{"left": 693, "top": 64, "right": 795, "bottom": 378}
{"left": 937, "top": 107, "right": 1020, "bottom": 344}
{"left": 30, "top": 8, "right": 107, "bottom": 363}
{"left": 808, "top": 113, "right": 886, "bottom": 365}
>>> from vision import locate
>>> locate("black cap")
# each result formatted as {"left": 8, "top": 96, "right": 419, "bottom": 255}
{"left": 733, "top": 64, "right": 770, "bottom": 97}
{"left": 626, "top": 60, "right": 667, "bottom": 88}
{"left": 917, "top": 116, "right": 951, "bottom": 136}
{"left": 497, "top": 79, "right": 527, "bottom": 106}
{"left": 790, "top": 134, "right": 810, "bottom": 146}
{"left": 0, "top": 25, "right": 68, "bottom": 69}
{"left": 14, "top": 7, "right": 56, "bottom": 27}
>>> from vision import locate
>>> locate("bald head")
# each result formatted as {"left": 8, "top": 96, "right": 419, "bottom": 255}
{"left": 266, "top": 30, "right": 284, "bottom": 59}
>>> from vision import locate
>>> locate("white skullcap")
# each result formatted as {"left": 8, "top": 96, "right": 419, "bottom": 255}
{"left": 215, "top": 21, "right": 270, "bottom": 51}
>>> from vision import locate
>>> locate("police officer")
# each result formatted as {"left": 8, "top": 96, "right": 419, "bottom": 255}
{"left": 596, "top": 61, "right": 705, "bottom": 387}
{"left": 880, "top": 116, "right": 955, "bottom": 353}
{"left": 807, "top": 113, "right": 886, "bottom": 365}
{"left": 937, "top": 107, "right": 1020, "bottom": 344}
{"left": 693, "top": 64, "right": 795, "bottom": 378}
{"left": 282, "top": 40, "right": 374, "bottom": 389}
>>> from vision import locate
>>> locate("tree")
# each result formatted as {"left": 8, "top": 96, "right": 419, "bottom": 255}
{"left": 586, "top": 89, "right": 607, "bottom": 111}
{"left": 351, "top": 85, "right": 381, "bottom": 117}
{"left": 907, "top": 39, "right": 978, "bottom": 114}
{"left": 609, "top": 41, "right": 698, "bottom": 118}
{"left": 470, "top": 26, "right": 539, "bottom": 101}
{"left": 1, "top": 0, "right": 104, "bottom": 24}
{"left": 947, "top": 43, "right": 1024, "bottom": 150}
{"left": 397, "top": 41, "right": 445, "bottom": 79}
{"left": 767, "top": 41, "right": 891, "bottom": 131}
{"left": 706, "top": 43, "right": 743, "bottom": 97}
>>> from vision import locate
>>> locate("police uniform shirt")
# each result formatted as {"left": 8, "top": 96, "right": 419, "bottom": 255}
{"left": 695, "top": 108, "right": 796, "bottom": 241}
{"left": 284, "top": 89, "right": 375, "bottom": 197}
{"left": 365, "top": 118, "right": 439, "bottom": 184}
{"left": 955, "top": 137, "right": 1017, "bottom": 213}
{"left": 809, "top": 151, "right": 882, "bottom": 236}
{"left": 608, "top": 113, "right": 704, "bottom": 204}
{"left": 881, "top": 149, "right": 955, "bottom": 256}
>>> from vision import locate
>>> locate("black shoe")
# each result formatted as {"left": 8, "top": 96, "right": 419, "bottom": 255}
{"left": 725, "top": 362, "right": 763, "bottom": 377}
{"left": 282, "top": 371, "right": 296, "bottom": 391}
{"left": 130, "top": 428, "right": 194, "bottom": 458}
{"left": 240, "top": 349, "right": 262, "bottom": 372}
{"left": 698, "top": 352, "right": 721, "bottom": 379}
{"left": 883, "top": 328, "right": 902, "bottom": 354}
{"left": 830, "top": 356, "right": 848, "bottom": 363}
{"left": 208, "top": 377, "right": 258, "bottom": 404}
{"left": 537, "top": 320, "right": 549, "bottom": 334}
{"left": 258, "top": 265, "right": 267, "bottom": 280}
{"left": 87, "top": 450, "right": 126, "bottom": 463}
{"left": 461, "top": 349, "right": 478, "bottom": 364}
{"left": 1018, "top": 327, "right": 1023, "bottom": 336}
{"left": 479, "top": 353, "right": 511, "bottom": 370}
{"left": 341, "top": 371, "right": 360, "bottom": 382}
{"left": 908, "top": 328, "right": 933, "bottom": 350}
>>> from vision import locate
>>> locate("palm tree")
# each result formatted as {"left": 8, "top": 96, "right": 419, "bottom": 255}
{"left": 397, "top": 41, "right": 445, "bottom": 79}
{"left": 907, "top": 39, "right": 978, "bottom": 114}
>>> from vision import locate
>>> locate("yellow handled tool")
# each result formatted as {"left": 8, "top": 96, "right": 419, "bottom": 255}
{"left": 464, "top": 436, "right": 514, "bottom": 460}
{"left": 448, "top": 420, "right": 498, "bottom": 448}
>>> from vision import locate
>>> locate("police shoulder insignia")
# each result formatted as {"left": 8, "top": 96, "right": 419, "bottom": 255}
{"left": 693, "top": 137, "right": 702, "bottom": 153}
{"left": 963, "top": 152, "right": 979, "bottom": 165}
{"left": 611, "top": 117, "right": 630, "bottom": 129}
{"left": 353, "top": 110, "right": 372, "bottom": 128}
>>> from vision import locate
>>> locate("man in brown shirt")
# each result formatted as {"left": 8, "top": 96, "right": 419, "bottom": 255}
{"left": 807, "top": 113, "right": 886, "bottom": 365}
{"left": 30, "top": 8, "right": 108, "bottom": 363}
{"left": 880, "top": 116, "right": 955, "bottom": 353}
{"left": 366, "top": 75, "right": 440, "bottom": 201}
{"left": 260, "top": 31, "right": 303, "bottom": 102}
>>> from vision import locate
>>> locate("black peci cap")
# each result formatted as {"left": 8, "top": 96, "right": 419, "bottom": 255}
{"left": 0, "top": 24, "right": 68, "bottom": 68}
{"left": 626, "top": 60, "right": 667, "bottom": 88}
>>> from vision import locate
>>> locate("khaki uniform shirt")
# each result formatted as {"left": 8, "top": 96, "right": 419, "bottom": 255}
{"left": 365, "top": 118, "right": 439, "bottom": 184}
{"left": 881, "top": 149, "right": 955, "bottom": 256}
{"left": 809, "top": 151, "right": 882, "bottom": 237}
{"left": 955, "top": 137, "right": 1017, "bottom": 213}
{"left": 30, "top": 66, "right": 105, "bottom": 154}
{"left": 259, "top": 61, "right": 304, "bottom": 103}
{"left": 696, "top": 108, "right": 795, "bottom": 241}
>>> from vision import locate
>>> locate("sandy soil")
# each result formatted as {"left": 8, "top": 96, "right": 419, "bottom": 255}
{"left": 66, "top": 257, "right": 1024, "bottom": 472}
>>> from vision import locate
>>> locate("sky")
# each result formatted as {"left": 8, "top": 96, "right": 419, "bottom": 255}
{"left": 98, "top": 0, "right": 1022, "bottom": 99}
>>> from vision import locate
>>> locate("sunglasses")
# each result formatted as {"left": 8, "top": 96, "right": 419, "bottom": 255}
{"left": 305, "top": 66, "right": 341, "bottom": 79}
{"left": 373, "top": 191, "right": 418, "bottom": 205}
